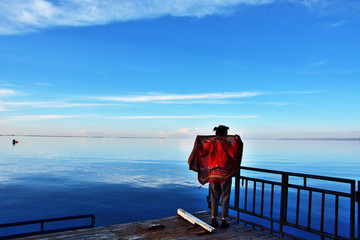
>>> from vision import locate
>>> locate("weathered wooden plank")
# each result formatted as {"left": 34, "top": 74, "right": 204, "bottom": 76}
{"left": 177, "top": 208, "right": 215, "bottom": 233}
{"left": 17, "top": 211, "right": 286, "bottom": 240}
{"left": 16, "top": 226, "right": 117, "bottom": 239}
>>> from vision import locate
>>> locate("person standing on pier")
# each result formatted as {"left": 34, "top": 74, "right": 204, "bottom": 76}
{"left": 188, "top": 125, "right": 243, "bottom": 228}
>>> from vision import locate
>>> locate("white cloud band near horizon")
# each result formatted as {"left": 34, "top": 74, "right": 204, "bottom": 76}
{"left": 0, "top": 114, "right": 87, "bottom": 123}
{"left": 0, "top": 90, "right": 318, "bottom": 111}
{"left": 1, "top": 0, "right": 359, "bottom": 35}
{"left": 10, "top": 114, "right": 85, "bottom": 120}
{"left": 0, "top": 114, "right": 258, "bottom": 123}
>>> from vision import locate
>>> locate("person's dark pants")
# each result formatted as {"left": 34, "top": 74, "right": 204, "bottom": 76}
{"left": 210, "top": 178, "right": 232, "bottom": 218}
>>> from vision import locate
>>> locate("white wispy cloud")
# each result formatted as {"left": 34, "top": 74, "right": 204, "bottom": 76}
{"left": 258, "top": 102, "right": 287, "bottom": 106}
{"left": 276, "top": 90, "right": 322, "bottom": 94}
{"left": 173, "top": 128, "right": 200, "bottom": 135}
{"left": 34, "top": 82, "right": 52, "bottom": 86}
{"left": 0, "top": 114, "right": 88, "bottom": 123}
{"left": 20, "top": 114, "right": 84, "bottom": 120}
{"left": 150, "top": 100, "right": 289, "bottom": 105}
{"left": 0, "top": 0, "right": 273, "bottom": 35}
{"left": 0, "top": 89, "right": 21, "bottom": 96}
{"left": 308, "top": 61, "right": 328, "bottom": 67}
{"left": 92, "top": 92, "right": 263, "bottom": 102}
{"left": 1, "top": 0, "right": 359, "bottom": 35}
{"left": 0, "top": 91, "right": 317, "bottom": 112}
{"left": 295, "top": 0, "right": 360, "bottom": 17}
{"left": 160, "top": 128, "right": 191, "bottom": 137}
{"left": 107, "top": 115, "right": 258, "bottom": 119}
{"left": 330, "top": 20, "right": 347, "bottom": 28}
{"left": 0, "top": 81, "right": 15, "bottom": 87}
{"left": 91, "top": 91, "right": 319, "bottom": 104}
{"left": 0, "top": 114, "right": 258, "bottom": 124}
{"left": 0, "top": 101, "right": 119, "bottom": 109}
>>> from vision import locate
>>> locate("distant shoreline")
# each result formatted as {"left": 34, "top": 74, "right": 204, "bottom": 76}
{"left": 248, "top": 137, "right": 360, "bottom": 141}
{"left": 0, "top": 134, "right": 359, "bottom": 141}
{"left": 0, "top": 134, "right": 165, "bottom": 139}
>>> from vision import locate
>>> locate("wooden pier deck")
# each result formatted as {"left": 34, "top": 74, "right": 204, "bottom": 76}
{"left": 18, "top": 211, "right": 285, "bottom": 240}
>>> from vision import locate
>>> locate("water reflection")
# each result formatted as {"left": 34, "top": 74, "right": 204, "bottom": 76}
{"left": 0, "top": 136, "right": 359, "bottom": 230}
{"left": 0, "top": 180, "right": 208, "bottom": 227}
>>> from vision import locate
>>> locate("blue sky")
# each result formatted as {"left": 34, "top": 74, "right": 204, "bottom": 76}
{"left": 0, "top": 0, "right": 359, "bottom": 138}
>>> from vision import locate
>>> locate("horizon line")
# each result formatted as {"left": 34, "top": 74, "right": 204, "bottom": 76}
{"left": 1, "top": 134, "right": 359, "bottom": 141}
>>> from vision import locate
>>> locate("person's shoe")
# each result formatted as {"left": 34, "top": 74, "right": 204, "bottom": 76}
{"left": 210, "top": 218, "right": 218, "bottom": 227}
{"left": 221, "top": 219, "right": 230, "bottom": 229}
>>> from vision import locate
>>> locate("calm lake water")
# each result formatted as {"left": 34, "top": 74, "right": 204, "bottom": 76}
{"left": 0, "top": 136, "right": 359, "bottom": 236}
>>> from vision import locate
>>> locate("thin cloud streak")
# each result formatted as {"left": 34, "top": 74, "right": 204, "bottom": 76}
{"left": 330, "top": 20, "right": 347, "bottom": 28}
{"left": 0, "top": 91, "right": 317, "bottom": 112}
{"left": 0, "top": 89, "right": 21, "bottom": 96}
{"left": 276, "top": 90, "right": 322, "bottom": 94}
{"left": 1, "top": 101, "right": 120, "bottom": 109}
{"left": 0, "top": 114, "right": 258, "bottom": 124}
{"left": 34, "top": 82, "right": 52, "bottom": 86}
{"left": 0, "top": 81, "right": 15, "bottom": 87}
{"left": 92, "top": 92, "right": 263, "bottom": 102}
{"left": 91, "top": 91, "right": 319, "bottom": 103}
{"left": 296, "top": 0, "right": 360, "bottom": 17}
{"left": 145, "top": 100, "right": 288, "bottom": 105}
{"left": 0, "top": 114, "right": 87, "bottom": 124}
{"left": 107, "top": 115, "right": 259, "bottom": 120}
{"left": 20, "top": 115, "right": 84, "bottom": 120}
{"left": 258, "top": 102, "right": 287, "bottom": 106}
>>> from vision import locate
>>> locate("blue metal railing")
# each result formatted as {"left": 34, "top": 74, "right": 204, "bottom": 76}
{"left": 208, "top": 166, "right": 359, "bottom": 239}
{"left": 0, "top": 214, "right": 95, "bottom": 239}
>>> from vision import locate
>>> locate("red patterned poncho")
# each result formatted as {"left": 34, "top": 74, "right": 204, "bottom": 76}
{"left": 188, "top": 135, "right": 243, "bottom": 185}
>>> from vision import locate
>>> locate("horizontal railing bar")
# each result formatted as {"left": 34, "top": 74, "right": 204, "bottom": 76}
{"left": 284, "top": 221, "right": 348, "bottom": 240}
{"left": 209, "top": 166, "right": 358, "bottom": 240}
{"left": 239, "top": 176, "right": 282, "bottom": 186}
{"left": 0, "top": 214, "right": 95, "bottom": 228}
{"left": 287, "top": 184, "right": 352, "bottom": 197}
{"left": 230, "top": 205, "right": 348, "bottom": 240}
{"left": 240, "top": 166, "right": 355, "bottom": 184}
{"left": 230, "top": 206, "right": 281, "bottom": 224}
{"left": 288, "top": 173, "right": 355, "bottom": 184}
{"left": 228, "top": 215, "right": 306, "bottom": 240}
{"left": 0, "top": 214, "right": 95, "bottom": 240}
{"left": 238, "top": 176, "right": 351, "bottom": 197}
{"left": 0, "top": 225, "right": 93, "bottom": 240}
{"left": 0, "top": 231, "right": 42, "bottom": 240}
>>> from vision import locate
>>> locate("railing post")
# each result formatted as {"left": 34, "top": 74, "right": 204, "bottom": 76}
{"left": 235, "top": 170, "right": 240, "bottom": 208}
{"left": 91, "top": 214, "right": 95, "bottom": 227}
{"left": 280, "top": 173, "right": 289, "bottom": 235}
{"left": 235, "top": 169, "right": 241, "bottom": 222}
{"left": 358, "top": 181, "right": 360, "bottom": 240}
{"left": 351, "top": 181, "right": 356, "bottom": 239}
